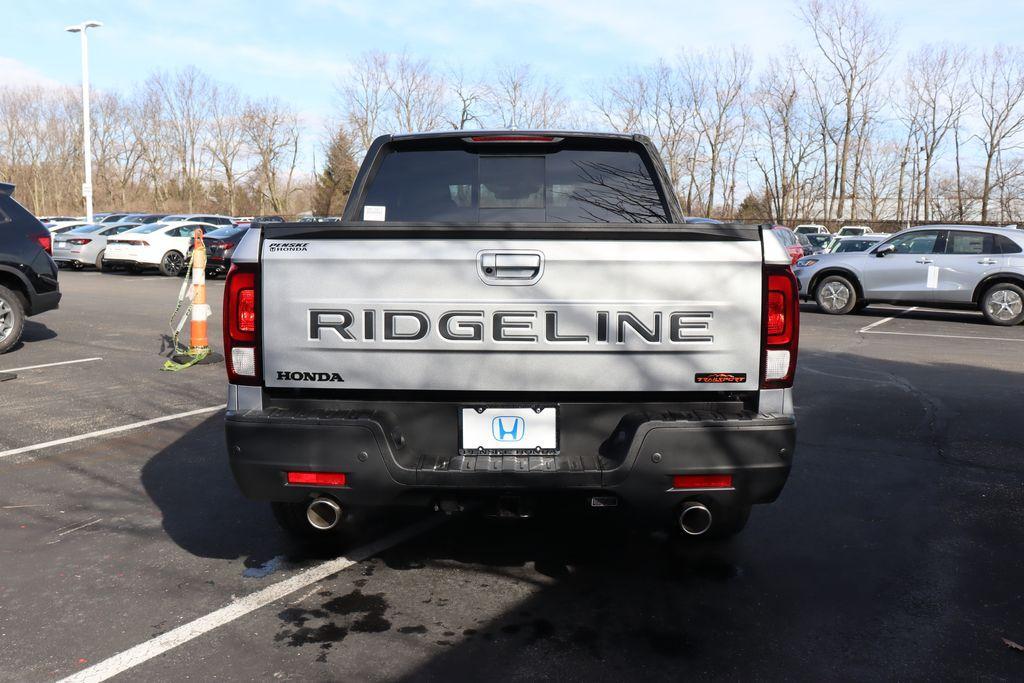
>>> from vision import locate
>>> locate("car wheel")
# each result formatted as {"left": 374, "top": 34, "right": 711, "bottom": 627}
{"left": 0, "top": 285, "right": 26, "bottom": 354}
{"left": 981, "top": 283, "right": 1024, "bottom": 326}
{"left": 159, "top": 251, "right": 185, "bottom": 277}
{"left": 815, "top": 275, "right": 858, "bottom": 315}
{"left": 95, "top": 250, "right": 106, "bottom": 271}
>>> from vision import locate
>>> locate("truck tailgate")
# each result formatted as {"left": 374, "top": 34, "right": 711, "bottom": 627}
{"left": 261, "top": 236, "right": 763, "bottom": 393}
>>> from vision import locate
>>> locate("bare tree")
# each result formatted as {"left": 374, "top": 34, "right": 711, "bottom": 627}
{"left": 681, "top": 47, "right": 752, "bottom": 216}
{"left": 485, "top": 63, "right": 570, "bottom": 129}
{"left": 339, "top": 51, "right": 389, "bottom": 155}
{"left": 206, "top": 83, "right": 247, "bottom": 216}
{"left": 149, "top": 67, "right": 213, "bottom": 211}
{"left": 752, "top": 51, "right": 820, "bottom": 222}
{"left": 800, "top": 0, "right": 896, "bottom": 220}
{"left": 972, "top": 45, "right": 1024, "bottom": 223}
{"left": 902, "top": 44, "right": 969, "bottom": 221}
{"left": 445, "top": 67, "right": 486, "bottom": 130}
{"left": 244, "top": 97, "right": 301, "bottom": 214}
{"left": 384, "top": 52, "right": 447, "bottom": 133}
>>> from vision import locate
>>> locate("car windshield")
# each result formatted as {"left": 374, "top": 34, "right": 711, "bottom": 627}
{"left": 807, "top": 235, "right": 831, "bottom": 247}
{"left": 205, "top": 227, "right": 245, "bottom": 239}
{"left": 831, "top": 239, "right": 877, "bottom": 253}
{"left": 358, "top": 141, "right": 669, "bottom": 223}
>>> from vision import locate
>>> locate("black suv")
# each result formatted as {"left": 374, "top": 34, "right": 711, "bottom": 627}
{"left": 0, "top": 183, "right": 61, "bottom": 353}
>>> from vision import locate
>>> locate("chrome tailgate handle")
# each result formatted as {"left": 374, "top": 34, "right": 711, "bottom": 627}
{"left": 479, "top": 250, "right": 544, "bottom": 285}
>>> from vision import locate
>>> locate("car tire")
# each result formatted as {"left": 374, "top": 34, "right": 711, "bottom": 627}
{"left": 95, "top": 250, "right": 106, "bottom": 271}
{"left": 815, "top": 275, "right": 858, "bottom": 315}
{"left": 271, "top": 501, "right": 350, "bottom": 543}
{"left": 158, "top": 251, "right": 185, "bottom": 277}
{"left": 980, "top": 282, "right": 1024, "bottom": 326}
{"left": 0, "top": 285, "right": 26, "bottom": 354}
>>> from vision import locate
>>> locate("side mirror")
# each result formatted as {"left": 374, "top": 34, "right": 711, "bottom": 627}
{"left": 875, "top": 244, "right": 895, "bottom": 257}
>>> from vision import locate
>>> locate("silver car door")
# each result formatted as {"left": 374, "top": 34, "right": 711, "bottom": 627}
{"left": 929, "top": 230, "right": 1000, "bottom": 304}
{"left": 861, "top": 230, "right": 944, "bottom": 302}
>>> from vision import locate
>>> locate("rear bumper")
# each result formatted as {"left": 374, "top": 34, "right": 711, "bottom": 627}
{"left": 225, "top": 404, "right": 795, "bottom": 520}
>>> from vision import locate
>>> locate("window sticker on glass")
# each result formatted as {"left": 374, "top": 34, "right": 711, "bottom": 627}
{"left": 363, "top": 205, "right": 386, "bottom": 221}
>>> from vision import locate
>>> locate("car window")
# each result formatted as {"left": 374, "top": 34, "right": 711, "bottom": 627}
{"left": 773, "top": 229, "right": 794, "bottom": 246}
{"left": 205, "top": 226, "right": 245, "bottom": 239}
{"left": 359, "top": 143, "right": 669, "bottom": 223}
{"left": 946, "top": 231, "right": 994, "bottom": 255}
{"left": 995, "top": 235, "right": 1023, "bottom": 254}
{"left": 68, "top": 224, "right": 106, "bottom": 234}
{"left": 883, "top": 231, "right": 942, "bottom": 254}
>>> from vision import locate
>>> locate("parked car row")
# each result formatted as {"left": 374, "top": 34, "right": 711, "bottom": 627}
{"left": 794, "top": 225, "right": 1024, "bottom": 326}
{"left": 39, "top": 212, "right": 293, "bottom": 277}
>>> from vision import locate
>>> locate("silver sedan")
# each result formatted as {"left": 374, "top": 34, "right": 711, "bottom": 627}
{"left": 792, "top": 225, "right": 1024, "bottom": 325}
{"left": 52, "top": 222, "right": 139, "bottom": 270}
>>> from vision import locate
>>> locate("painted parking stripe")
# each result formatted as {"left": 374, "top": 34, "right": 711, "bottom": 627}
{"left": 0, "top": 357, "right": 102, "bottom": 373}
{"left": 857, "top": 307, "right": 919, "bottom": 333}
{"left": 861, "top": 330, "right": 1024, "bottom": 343}
{"left": 58, "top": 516, "right": 442, "bottom": 683}
{"left": 0, "top": 405, "right": 225, "bottom": 460}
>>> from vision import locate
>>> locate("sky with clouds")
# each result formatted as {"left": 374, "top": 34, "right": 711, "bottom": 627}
{"left": 2, "top": 0, "right": 1022, "bottom": 133}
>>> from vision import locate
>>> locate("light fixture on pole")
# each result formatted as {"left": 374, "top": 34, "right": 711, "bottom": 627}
{"left": 65, "top": 20, "right": 102, "bottom": 224}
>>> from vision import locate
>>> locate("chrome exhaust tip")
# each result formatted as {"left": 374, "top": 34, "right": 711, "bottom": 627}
{"left": 306, "top": 497, "right": 342, "bottom": 530}
{"left": 678, "top": 502, "right": 713, "bottom": 536}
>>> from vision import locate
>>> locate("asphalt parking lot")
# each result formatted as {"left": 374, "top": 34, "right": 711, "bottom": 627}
{"left": 1, "top": 270, "right": 1022, "bottom": 681}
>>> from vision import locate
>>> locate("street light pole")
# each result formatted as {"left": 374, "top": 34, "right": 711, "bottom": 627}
{"left": 65, "top": 20, "right": 102, "bottom": 223}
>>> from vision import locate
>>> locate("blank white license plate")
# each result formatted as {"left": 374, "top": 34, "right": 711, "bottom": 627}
{"left": 460, "top": 407, "right": 558, "bottom": 454}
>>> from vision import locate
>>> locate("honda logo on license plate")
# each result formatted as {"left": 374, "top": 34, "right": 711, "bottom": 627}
{"left": 491, "top": 415, "right": 525, "bottom": 442}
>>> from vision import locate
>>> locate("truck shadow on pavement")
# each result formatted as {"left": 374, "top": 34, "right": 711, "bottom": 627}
{"left": 5, "top": 320, "right": 57, "bottom": 352}
{"left": 137, "top": 349, "right": 1024, "bottom": 679}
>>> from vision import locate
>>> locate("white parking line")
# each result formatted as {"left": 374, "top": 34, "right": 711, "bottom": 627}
{"left": 0, "top": 357, "right": 102, "bottom": 373}
{"left": 857, "top": 307, "right": 918, "bottom": 333}
{"left": 861, "top": 330, "right": 1024, "bottom": 343}
{"left": 58, "top": 516, "right": 441, "bottom": 683}
{"left": 0, "top": 405, "right": 225, "bottom": 460}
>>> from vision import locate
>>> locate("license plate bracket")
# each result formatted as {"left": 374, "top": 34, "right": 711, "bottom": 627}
{"left": 459, "top": 406, "right": 559, "bottom": 455}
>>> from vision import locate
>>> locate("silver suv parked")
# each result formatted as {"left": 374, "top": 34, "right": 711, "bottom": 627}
{"left": 793, "top": 225, "right": 1024, "bottom": 325}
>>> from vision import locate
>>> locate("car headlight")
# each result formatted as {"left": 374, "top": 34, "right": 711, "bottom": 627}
{"left": 796, "top": 258, "right": 819, "bottom": 267}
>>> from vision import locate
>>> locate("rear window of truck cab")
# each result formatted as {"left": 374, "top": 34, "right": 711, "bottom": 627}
{"left": 357, "top": 139, "right": 670, "bottom": 223}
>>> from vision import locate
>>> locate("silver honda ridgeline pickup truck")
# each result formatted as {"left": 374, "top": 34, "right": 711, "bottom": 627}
{"left": 222, "top": 131, "right": 799, "bottom": 541}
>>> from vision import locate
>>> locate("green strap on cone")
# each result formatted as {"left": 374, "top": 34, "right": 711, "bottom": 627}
{"left": 161, "top": 250, "right": 206, "bottom": 372}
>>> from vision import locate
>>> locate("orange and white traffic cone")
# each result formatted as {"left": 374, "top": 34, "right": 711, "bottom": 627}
{"left": 188, "top": 228, "right": 211, "bottom": 356}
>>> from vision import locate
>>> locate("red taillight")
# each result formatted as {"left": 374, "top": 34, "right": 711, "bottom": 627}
{"left": 238, "top": 289, "right": 255, "bottom": 333}
{"left": 673, "top": 474, "right": 733, "bottom": 489}
{"left": 67, "top": 238, "right": 93, "bottom": 246}
{"left": 762, "top": 265, "right": 800, "bottom": 389}
{"left": 287, "top": 471, "right": 347, "bottom": 487}
{"left": 36, "top": 235, "right": 51, "bottom": 255}
{"left": 467, "top": 135, "right": 557, "bottom": 143}
{"left": 120, "top": 240, "right": 149, "bottom": 246}
{"left": 224, "top": 264, "right": 260, "bottom": 385}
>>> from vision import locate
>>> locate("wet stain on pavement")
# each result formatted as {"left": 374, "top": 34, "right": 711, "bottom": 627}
{"left": 275, "top": 589, "right": 392, "bottom": 661}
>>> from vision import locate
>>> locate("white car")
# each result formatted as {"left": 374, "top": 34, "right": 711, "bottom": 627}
{"left": 837, "top": 225, "right": 874, "bottom": 236}
{"left": 104, "top": 221, "right": 216, "bottom": 275}
{"left": 795, "top": 224, "right": 829, "bottom": 235}
{"left": 53, "top": 222, "right": 140, "bottom": 270}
